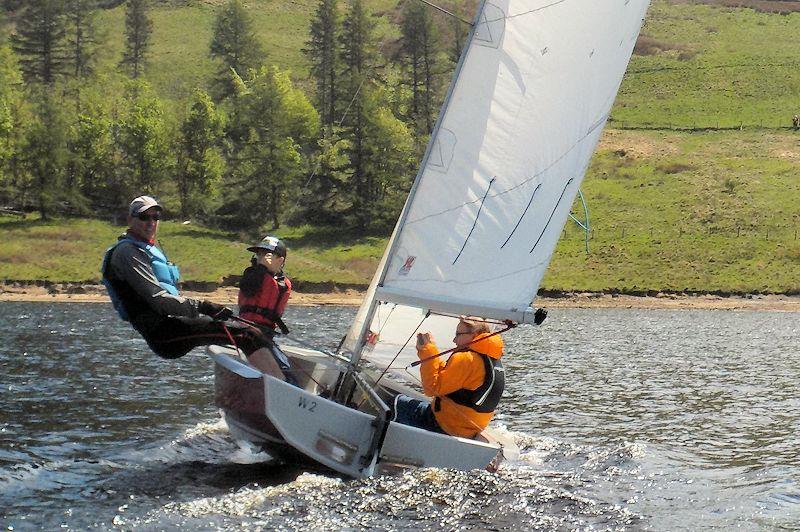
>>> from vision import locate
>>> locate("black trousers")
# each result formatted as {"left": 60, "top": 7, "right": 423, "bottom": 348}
{"left": 141, "top": 316, "right": 272, "bottom": 360}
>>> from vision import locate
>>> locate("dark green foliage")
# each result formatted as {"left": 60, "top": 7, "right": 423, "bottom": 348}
{"left": 0, "top": 41, "right": 23, "bottom": 204}
{"left": 11, "top": 0, "right": 69, "bottom": 85}
{"left": 65, "top": 0, "right": 99, "bottom": 79}
{"left": 177, "top": 89, "right": 224, "bottom": 218}
{"left": 398, "top": 0, "right": 442, "bottom": 135}
{"left": 209, "top": 0, "right": 264, "bottom": 101}
{"left": 2, "top": 0, "right": 26, "bottom": 13}
{"left": 24, "top": 90, "right": 70, "bottom": 219}
{"left": 305, "top": 0, "right": 341, "bottom": 126}
{"left": 68, "top": 98, "right": 118, "bottom": 213}
{"left": 293, "top": 126, "right": 351, "bottom": 224}
{"left": 336, "top": 0, "right": 414, "bottom": 231}
{"left": 119, "top": 0, "right": 152, "bottom": 78}
{"left": 220, "top": 67, "right": 318, "bottom": 230}
{"left": 339, "top": 0, "right": 377, "bottom": 88}
{"left": 114, "top": 80, "right": 170, "bottom": 195}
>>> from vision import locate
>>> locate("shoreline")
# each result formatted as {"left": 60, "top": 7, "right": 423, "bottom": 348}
{"left": 1, "top": 284, "right": 800, "bottom": 311}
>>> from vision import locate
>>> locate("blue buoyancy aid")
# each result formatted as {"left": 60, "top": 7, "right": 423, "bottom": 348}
{"left": 101, "top": 237, "right": 180, "bottom": 321}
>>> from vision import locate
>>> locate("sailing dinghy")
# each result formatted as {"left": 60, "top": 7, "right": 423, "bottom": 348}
{"left": 210, "top": 0, "right": 651, "bottom": 478}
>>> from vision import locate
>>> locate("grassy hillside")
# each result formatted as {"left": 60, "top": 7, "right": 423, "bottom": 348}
{"left": 615, "top": 1, "right": 800, "bottom": 127}
{"left": 93, "top": 0, "right": 402, "bottom": 103}
{"left": 80, "top": 0, "right": 800, "bottom": 126}
{"left": 2, "top": 0, "right": 799, "bottom": 294}
{"left": 544, "top": 129, "right": 800, "bottom": 293}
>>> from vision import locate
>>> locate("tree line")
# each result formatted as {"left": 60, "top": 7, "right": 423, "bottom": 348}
{"left": 0, "top": 0, "right": 465, "bottom": 232}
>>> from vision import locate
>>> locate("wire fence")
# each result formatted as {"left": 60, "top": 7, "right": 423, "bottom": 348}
{"left": 611, "top": 120, "right": 800, "bottom": 132}
{"left": 563, "top": 222, "right": 800, "bottom": 243}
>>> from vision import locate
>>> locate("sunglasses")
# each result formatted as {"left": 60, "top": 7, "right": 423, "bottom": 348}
{"left": 136, "top": 213, "right": 161, "bottom": 222}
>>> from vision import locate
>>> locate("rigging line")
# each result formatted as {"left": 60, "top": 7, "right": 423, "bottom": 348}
{"left": 414, "top": 0, "right": 473, "bottom": 26}
{"left": 569, "top": 213, "right": 587, "bottom": 230}
{"left": 483, "top": 0, "right": 570, "bottom": 24}
{"left": 529, "top": 178, "right": 573, "bottom": 253}
{"left": 501, "top": 183, "right": 541, "bottom": 249}
{"left": 375, "top": 303, "right": 397, "bottom": 336}
{"left": 357, "top": 311, "right": 430, "bottom": 409}
{"left": 409, "top": 321, "right": 515, "bottom": 368}
{"left": 452, "top": 177, "right": 495, "bottom": 265}
{"left": 425, "top": 309, "right": 509, "bottom": 324}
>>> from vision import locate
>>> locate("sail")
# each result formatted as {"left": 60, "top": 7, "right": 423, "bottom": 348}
{"left": 344, "top": 0, "right": 650, "bottom": 366}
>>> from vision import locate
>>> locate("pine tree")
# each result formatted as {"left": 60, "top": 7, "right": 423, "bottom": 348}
{"left": 0, "top": 37, "right": 23, "bottom": 201}
{"left": 178, "top": 89, "right": 225, "bottom": 219}
{"left": 339, "top": 0, "right": 379, "bottom": 227}
{"left": 65, "top": 0, "right": 98, "bottom": 80}
{"left": 119, "top": 0, "right": 152, "bottom": 78}
{"left": 305, "top": 0, "right": 341, "bottom": 127}
{"left": 449, "top": 0, "right": 468, "bottom": 65}
{"left": 24, "top": 90, "right": 70, "bottom": 219}
{"left": 223, "top": 66, "right": 318, "bottom": 229}
{"left": 399, "top": 0, "right": 442, "bottom": 135}
{"left": 295, "top": 126, "right": 350, "bottom": 224}
{"left": 209, "top": 0, "right": 264, "bottom": 101}
{"left": 11, "top": 0, "right": 69, "bottom": 85}
{"left": 114, "top": 80, "right": 170, "bottom": 195}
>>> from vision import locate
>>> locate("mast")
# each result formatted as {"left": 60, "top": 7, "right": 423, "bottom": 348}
{"left": 347, "top": 0, "right": 491, "bottom": 366}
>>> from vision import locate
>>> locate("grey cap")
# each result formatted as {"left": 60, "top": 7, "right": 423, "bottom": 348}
{"left": 129, "top": 195, "right": 163, "bottom": 216}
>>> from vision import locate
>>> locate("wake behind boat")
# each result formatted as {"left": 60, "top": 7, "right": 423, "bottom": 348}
{"left": 211, "top": 0, "right": 651, "bottom": 477}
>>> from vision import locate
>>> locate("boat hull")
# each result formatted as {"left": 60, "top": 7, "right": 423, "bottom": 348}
{"left": 210, "top": 345, "right": 516, "bottom": 478}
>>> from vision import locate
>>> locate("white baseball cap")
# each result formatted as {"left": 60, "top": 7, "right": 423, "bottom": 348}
{"left": 129, "top": 195, "right": 163, "bottom": 216}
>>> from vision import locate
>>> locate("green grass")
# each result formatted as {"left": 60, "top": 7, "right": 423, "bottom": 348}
{"left": 614, "top": 2, "right": 800, "bottom": 127}
{"left": 544, "top": 129, "right": 800, "bottom": 293}
{"left": 0, "top": 216, "right": 383, "bottom": 285}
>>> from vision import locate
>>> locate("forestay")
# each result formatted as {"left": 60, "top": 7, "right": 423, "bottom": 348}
{"left": 344, "top": 0, "right": 651, "bottom": 374}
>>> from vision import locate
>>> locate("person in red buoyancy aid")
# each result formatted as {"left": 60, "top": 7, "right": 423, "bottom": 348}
{"left": 237, "top": 236, "right": 296, "bottom": 384}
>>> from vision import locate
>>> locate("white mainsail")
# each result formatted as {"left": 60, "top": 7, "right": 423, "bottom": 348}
{"left": 344, "top": 0, "right": 651, "bottom": 376}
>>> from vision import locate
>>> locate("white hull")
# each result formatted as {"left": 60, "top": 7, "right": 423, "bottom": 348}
{"left": 209, "top": 345, "right": 518, "bottom": 478}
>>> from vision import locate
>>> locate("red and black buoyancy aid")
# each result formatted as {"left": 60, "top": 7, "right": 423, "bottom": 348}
{"left": 438, "top": 353, "right": 505, "bottom": 414}
{"left": 238, "top": 264, "right": 291, "bottom": 333}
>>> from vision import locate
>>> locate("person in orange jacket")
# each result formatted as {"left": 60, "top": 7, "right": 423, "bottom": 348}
{"left": 392, "top": 317, "right": 505, "bottom": 438}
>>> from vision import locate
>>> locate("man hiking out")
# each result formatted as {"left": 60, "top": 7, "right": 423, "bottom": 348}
{"left": 101, "top": 195, "right": 275, "bottom": 367}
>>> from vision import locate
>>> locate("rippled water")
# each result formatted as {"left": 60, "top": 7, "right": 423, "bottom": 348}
{"left": 1, "top": 302, "right": 799, "bottom": 530}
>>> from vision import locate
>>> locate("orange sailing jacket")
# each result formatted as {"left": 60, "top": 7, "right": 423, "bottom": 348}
{"left": 417, "top": 333, "right": 504, "bottom": 438}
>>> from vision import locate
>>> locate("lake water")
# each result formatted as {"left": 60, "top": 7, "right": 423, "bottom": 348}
{"left": 1, "top": 302, "right": 799, "bottom": 530}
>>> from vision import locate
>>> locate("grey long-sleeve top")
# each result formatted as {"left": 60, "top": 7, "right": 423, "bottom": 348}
{"left": 107, "top": 235, "right": 200, "bottom": 332}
